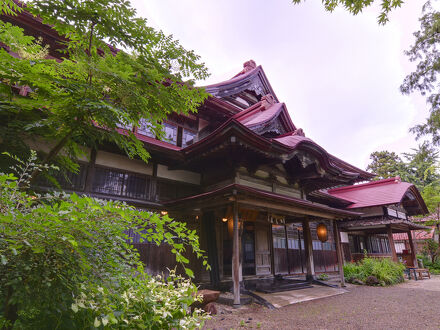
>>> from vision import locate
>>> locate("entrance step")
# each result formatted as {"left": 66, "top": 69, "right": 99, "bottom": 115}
{"left": 244, "top": 277, "right": 313, "bottom": 294}
{"left": 255, "top": 281, "right": 313, "bottom": 293}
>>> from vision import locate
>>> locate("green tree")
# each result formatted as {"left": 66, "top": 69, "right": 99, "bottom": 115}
{"left": 402, "top": 2, "right": 440, "bottom": 147}
{"left": 291, "top": 0, "right": 404, "bottom": 24}
{"left": 402, "top": 141, "right": 440, "bottom": 190}
{"left": 0, "top": 0, "right": 209, "bottom": 180}
{"left": 0, "top": 151, "right": 209, "bottom": 328}
{"left": 423, "top": 238, "right": 440, "bottom": 263}
{"left": 366, "top": 150, "right": 404, "bottom": 180}
{"left": 421, "top": 184, "right": 440, "bottom": 213}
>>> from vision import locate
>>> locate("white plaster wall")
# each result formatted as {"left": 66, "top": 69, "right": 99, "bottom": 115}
{"left": 95, "top": 150, "right": 153, "bottom": 175}
{"left": 157, "top": 164, "right": 200, "bottom": 185}
{"left": 355, "top": 206, "right": 384, "bottom": 217}
{"left": 25, "top": 138, "right": 90, "bottom": 162}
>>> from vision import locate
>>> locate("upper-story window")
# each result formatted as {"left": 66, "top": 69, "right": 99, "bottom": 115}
{"left": 116, "top": 122, "right": 133, "bottom": 131}
{"left": 182, "top": 128, "right": 197, "bottom": 147}
{"left": 137, "top": 118, "right": 155, "bottom": 138}
{"left": 163, "top": 122, "right": 177, "bottom": 145}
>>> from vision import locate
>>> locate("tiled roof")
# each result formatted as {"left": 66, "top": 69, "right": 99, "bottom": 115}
{"left": 328, "top": 177, "right": 415, "bottom": 209}
{"left": 393, "top": 229, "right": 434, "bottom": 241}
{"left": 339, "top": 216, "right": 430, "bottom": 231}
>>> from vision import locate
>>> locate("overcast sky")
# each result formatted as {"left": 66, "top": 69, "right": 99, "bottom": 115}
{"left": 132, "top": 0, "right": 429, "bottom": 170}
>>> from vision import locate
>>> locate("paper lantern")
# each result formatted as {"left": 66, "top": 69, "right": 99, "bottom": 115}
{"left": 317, "top": 223, "right": 328, "bottom": 242}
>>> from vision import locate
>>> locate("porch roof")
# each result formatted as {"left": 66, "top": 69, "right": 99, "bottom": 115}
{"left": 339, "top": 216, "right": 430, "bottom": 233}
{"left": 163, "top": 183, "right": 362, "bottom": 219}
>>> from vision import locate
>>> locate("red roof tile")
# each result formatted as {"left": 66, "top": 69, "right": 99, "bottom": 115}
{"left": 393, "top": 229, "right": 434, "bottom": 241}
{"left": 327, "top": 177, "right": 414, "bottom": 209}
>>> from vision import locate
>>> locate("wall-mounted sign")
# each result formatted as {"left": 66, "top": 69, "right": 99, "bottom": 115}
{"left": 268, "top": 214, "right": 285, "bottom": 224}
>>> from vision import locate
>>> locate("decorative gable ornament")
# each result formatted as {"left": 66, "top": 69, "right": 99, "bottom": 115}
{"left": 261, "top": 94, "right": 275, "bottom": 110}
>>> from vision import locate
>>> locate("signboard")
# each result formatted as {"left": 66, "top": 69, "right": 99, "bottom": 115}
{"left": 268, "top": 214, "right": 285, "bottom": 224}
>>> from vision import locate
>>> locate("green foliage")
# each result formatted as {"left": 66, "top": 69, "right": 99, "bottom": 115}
{"left": 366, "top": 142, "right": 440, "bottom": 213}
{"left": 402, "top": 141, "right": 440, "bottom": 190}
{"left": 402, "top": 2, "right": 440, "bottom": 147}
{"left": 343, "top": 257, "right": 405, "bottom": 285}
{"left": 422, "top": 238, "right": 439, "bottom": 264}
{"left": 0, "top": 0, "right": 209, "bottom": 179}
{"left": 0, "top": 152, "right": 209, "bottom": 329}
{"left": 366, "top": 150, "right": 404, "bottom": 180}
{"left": 291, "top": 0, "right": 404, "bottom": 24}
{"left": 317, "top": 273, "right": 329, "bottom": 281}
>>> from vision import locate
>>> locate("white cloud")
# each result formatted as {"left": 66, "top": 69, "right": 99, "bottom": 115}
{"left": 132, "top": 0, "right": 430, "bottom": 169}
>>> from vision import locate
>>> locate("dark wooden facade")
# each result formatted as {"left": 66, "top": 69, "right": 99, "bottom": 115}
{"left": 2, "top": 9, "right": 430, "bottom": 306}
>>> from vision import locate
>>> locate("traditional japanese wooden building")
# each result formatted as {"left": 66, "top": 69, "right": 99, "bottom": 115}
{"left": 2, "top": 8, "right": 430, "bottom": 306}
{"left": 323, "top": 177, "right": 429, "bottom": 266}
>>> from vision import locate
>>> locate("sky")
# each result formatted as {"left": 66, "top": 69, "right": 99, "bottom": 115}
{"left": 132, "top": 0, "right": 430, "bottom": 170}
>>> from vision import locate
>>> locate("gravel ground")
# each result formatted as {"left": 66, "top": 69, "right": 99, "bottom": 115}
{"left": 204, "top": 276, "right": 440, "bottom": 330}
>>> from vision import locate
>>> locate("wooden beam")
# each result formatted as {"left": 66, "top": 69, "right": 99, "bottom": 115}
{"left": 407, "top": 230, "right": 417, "bottom": 267}
{"left": 237, "top": 197, "right": 339, "bottom": 219}
{"left": 232, "top": 200, "right": 241, "bottom": 307}
{"left": 333, "top": 220, "right": 345, "bottom": 287}
{"left": 387, "top": 225, "right": 398, "bottom": 262}
{"left": 302, "top": 220, "right": 315, "bottom": 281}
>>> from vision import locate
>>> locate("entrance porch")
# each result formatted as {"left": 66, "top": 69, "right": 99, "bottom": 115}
{"left": 339, "top": 217, "right": 430, "bottom": 266}
{"left": 165, "top": 183, "right": 358, "bottom": 306}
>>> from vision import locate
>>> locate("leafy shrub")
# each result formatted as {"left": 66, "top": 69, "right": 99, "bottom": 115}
{"left": 317, "top": 273, "right": 329, "bottom": 281}
{"left": 0, "top": 152, "right": 209, "bottom": 329}
{"left": 344, "top": 257, "right": 405, "bottom": 286}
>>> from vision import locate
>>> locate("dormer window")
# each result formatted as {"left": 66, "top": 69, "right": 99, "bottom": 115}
{"left": 163, "top": 122, "right": 177, "bottom": 145}
{"left": 137, "top": 118, "right": 155, "bottom": 138}
{"left": 116, "top": 122, "right": 133, "bottom": 131}
{"left": 182, "top": 128, "right": 197, "bottom": 147}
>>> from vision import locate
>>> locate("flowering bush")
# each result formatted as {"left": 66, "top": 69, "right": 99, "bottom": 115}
{"left": 0, "top": 152, "right": 209, "bottom": 329}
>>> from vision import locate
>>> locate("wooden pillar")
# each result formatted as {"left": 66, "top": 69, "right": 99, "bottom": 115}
{"left": 203, "top": 211, "right": 220, "bottom": 287}
{"left": 84, "top": 148, "right": 97, "bottom": 192}
{"left": 387, "top": 225, "right": 398, "bottom": 262}
{"left": 284, "top": 224, "right": 290, "bottom": 274}
{"left": 232, "top": 201, "right": 240, "bottom": 307}
{"left": 333, "top": 220, "right": 345, "bottom": 287}
{"left": 407, "top": 230, "right": 417, "bottom": 267}
{"left": 302, "top": 220, "right": 315, "bottom": 281}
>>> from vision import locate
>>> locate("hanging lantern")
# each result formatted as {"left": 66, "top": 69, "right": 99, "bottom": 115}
{"left": 316, "top": 223, "right": 328, "bottom": 242}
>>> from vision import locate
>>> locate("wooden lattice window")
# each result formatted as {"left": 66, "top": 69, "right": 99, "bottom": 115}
{"left": 92, "top": 167, "right": 150, "bottom": 200}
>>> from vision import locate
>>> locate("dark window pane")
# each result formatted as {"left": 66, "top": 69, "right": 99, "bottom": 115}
{"left": 123, "top": 173, "right": 148, "bottom": 199}
{"left": 92, "top": 167, "right": 125, "bottom": 195}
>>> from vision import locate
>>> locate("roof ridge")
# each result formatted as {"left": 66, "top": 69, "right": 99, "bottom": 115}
{"left": 329, "top": 177, "right": 401, "bottom": 192}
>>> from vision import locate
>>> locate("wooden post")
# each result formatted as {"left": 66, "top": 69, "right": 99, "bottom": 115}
{"left": 387, "top": 225, "right": 398, "bottom": 262}
{"left": 333, "top": 220, "right": 345, "bottom": 287}
{"left": 232, "top": 201, "right": 240, "bottom": 307}
{"left": 302, "top": 219, "right": 315, "bottom": 281}
{"left": 284, "top": 224, "right": 290, "bottom": 274}
{"left": 84, "top": 148, "right": 97, "bottom": 192}
{"left": 407, "top": 230, "right": 417, "bottom": 268}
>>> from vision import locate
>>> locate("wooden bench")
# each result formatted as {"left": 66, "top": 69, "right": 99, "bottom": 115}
{"left": 406, "top": 268, "right": 430, "bottom": 280}
{"left": 415, "top": 268, "right": 431, "bottom": 280}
